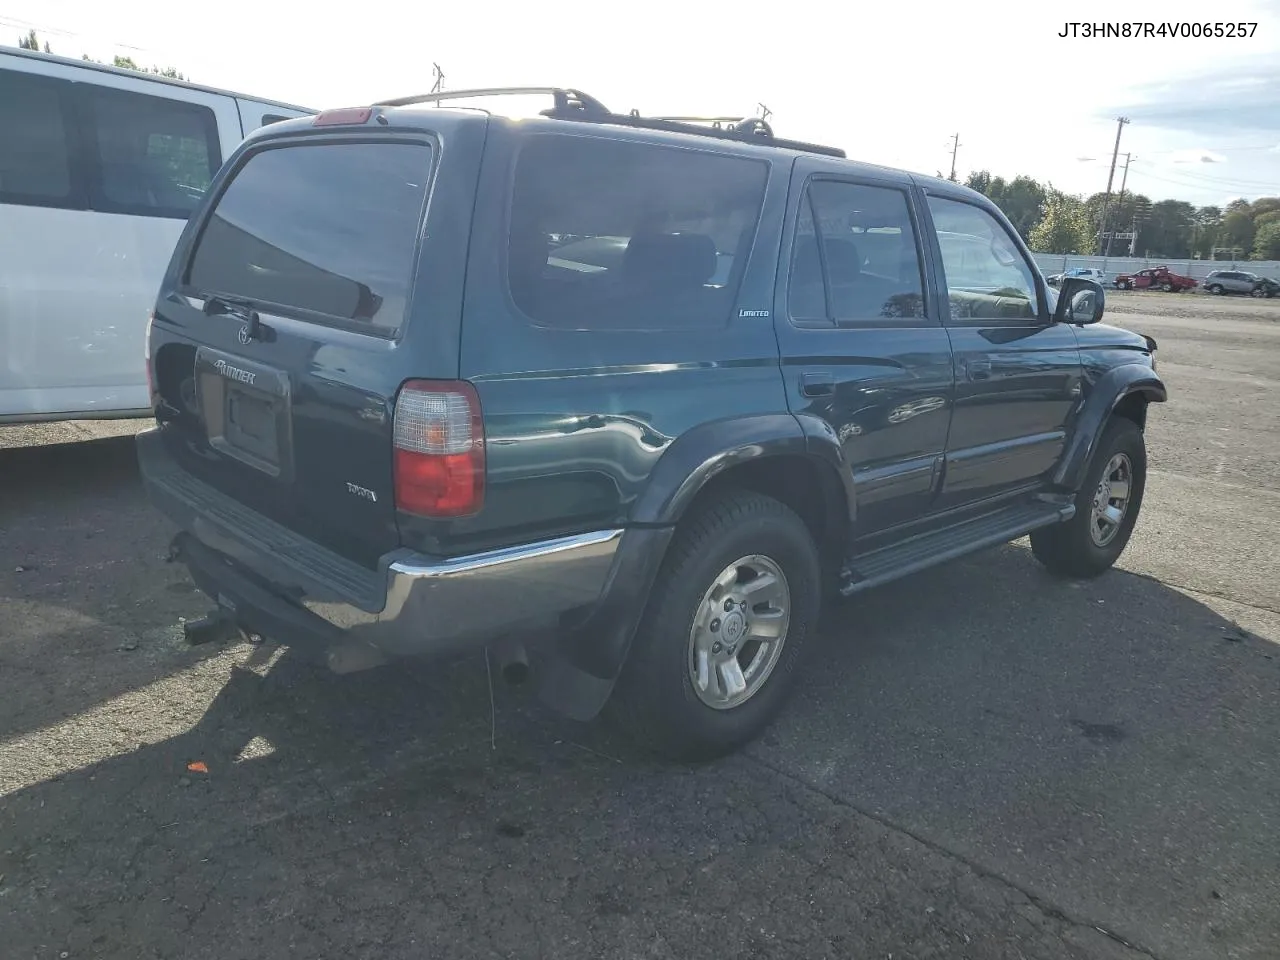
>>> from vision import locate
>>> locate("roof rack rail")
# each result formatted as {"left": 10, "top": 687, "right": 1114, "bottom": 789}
{"left": 373, "top": 86, "right": 846, "bottom": 159}
{"left": 374, "top": 86, "right": 611, "bottom": 115}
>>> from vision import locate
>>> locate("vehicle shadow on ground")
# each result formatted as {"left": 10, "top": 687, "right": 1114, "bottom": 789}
{"left": 2, "top": 540, "right": 1277, "bottom": 959}
{"left": 0, "top": 435, "right": 209, "bottom": 740}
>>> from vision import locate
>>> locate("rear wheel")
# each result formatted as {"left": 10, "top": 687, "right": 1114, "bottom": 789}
{"left": 612, "top": 490, "right": 821, "bottom": 761}
{"left": 1031, "top": 417, "right": 1146, "bottom": 578}
{"left": 1160, "top": 281, "right": 1174, "bottom": 292}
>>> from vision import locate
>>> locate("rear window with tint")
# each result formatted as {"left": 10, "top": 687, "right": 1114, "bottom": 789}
{"left": 187, "top": 141, "right": 431, "bottom": 334}
{"left": 507, "top": 134, "right": 769, "bottom": 330}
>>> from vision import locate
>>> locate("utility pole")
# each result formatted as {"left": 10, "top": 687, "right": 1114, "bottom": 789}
{"left": 1096, "top": 116, "right": 1130, "bottom": 255}
{"left": 1105, "top": 152, "right": 1135, "bottom": 257}
{"left": 430, "top": 63, "right": 445, "bottom": 101}
{"left": 948, "top": 133, "right": 961, "bottom": 182}
{"left": 757, "top": 103, "right": 772, "bottom": 122}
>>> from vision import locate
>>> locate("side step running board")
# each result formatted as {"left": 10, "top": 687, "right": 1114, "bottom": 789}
{"left": 839, "top": 501, "right": 1074, "bottom": 596}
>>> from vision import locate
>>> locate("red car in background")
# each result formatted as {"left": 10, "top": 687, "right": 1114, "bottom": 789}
{"left": 1114, "top": 266, "right": 1198, "bottom": 292}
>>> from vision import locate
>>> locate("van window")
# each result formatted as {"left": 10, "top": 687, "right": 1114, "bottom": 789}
{"left": 789, "top": 180, "right": 926, "bottom": 323}
{"left": 0, "top": 69, "right": 75, "bottom": 207}
{"left": 507, "top": 134, "right": 769, "bottom": 330}
{"left": 186, "top": 141, "right": 432, "bottom": 334}
{"left": 85, "top": 85, "right": 220, "bottom": 218}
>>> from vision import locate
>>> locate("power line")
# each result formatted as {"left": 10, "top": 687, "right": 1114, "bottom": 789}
{"left": 1147, "top": 165, "right": 1280, "bottom": 189}
{"left": 1126, "top": 167, "right": 1280, "bottom": 195}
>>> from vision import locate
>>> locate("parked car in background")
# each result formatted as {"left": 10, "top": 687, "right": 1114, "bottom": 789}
{"left": 137, "top": 86, "right": 1163, "bottom": 760}
{"left": 1046, "top": 267, "right": 1109, "bottom": 288}
{"left": 1203, "top": 269, "right": 1278, "bottom": 298}
{"left": 0, "top": 46, "right": 313, "bottom": 424}
{"left": 1113, "top": 265, "right": 1197, "bottom": 292}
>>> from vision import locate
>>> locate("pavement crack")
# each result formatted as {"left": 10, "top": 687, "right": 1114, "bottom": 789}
{"left": 743, "top": 751, "right": 1165, "bottom": 960}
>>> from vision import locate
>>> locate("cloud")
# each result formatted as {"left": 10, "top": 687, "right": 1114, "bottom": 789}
{"left": 1102, "top": 57, "right": 1280, "bottom": 136}
{"left": 1171, "top": 150, "right": 1227, "bottom": 164}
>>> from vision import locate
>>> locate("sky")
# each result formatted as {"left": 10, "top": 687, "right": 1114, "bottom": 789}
{"left": 4, "top": 0, "right": 1279, "bottom": 208}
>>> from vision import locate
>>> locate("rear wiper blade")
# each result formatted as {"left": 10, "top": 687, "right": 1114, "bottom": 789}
{"left": 202, "top": 294, "right": 271, "bottom": 343}
{"left": 202, "top": 294, "right": 255, "bottom": 319}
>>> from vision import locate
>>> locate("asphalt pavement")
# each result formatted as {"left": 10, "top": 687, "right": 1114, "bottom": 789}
{"left": 1, "top": 292, "right": 1277, "bottom": 960}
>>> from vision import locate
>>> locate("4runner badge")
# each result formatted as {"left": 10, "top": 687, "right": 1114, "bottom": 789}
{"left": 345, "top": 482, "right": 378, "bottom": 503}
{"left": 212, "top": 358, "right": 256, "bottom": 385}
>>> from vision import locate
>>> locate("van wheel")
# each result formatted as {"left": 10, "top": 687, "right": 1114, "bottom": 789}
{"left": 1207, "top": 284, "right": 1224, "bottom": 295}
{"left": 1031, "top": 417, "right": 1146, "bottom": 578}
{"left": 612, "top": 490, "right": 821, "bottom": 761}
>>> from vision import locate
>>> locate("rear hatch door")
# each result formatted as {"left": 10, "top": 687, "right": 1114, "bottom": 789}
{"left": 151, "top": 131, "right": 439, "bottom": 569}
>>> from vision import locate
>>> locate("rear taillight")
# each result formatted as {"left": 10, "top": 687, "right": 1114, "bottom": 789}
{"left": 392, "top": 380, "right": 485, "bottom": 518}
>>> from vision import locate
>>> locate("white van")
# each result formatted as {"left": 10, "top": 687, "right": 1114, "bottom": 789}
{"left": 0, "top": 47, "right": 313, "bottom": 423}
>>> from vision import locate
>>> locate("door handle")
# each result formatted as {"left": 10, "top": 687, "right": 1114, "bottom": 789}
{"left": 966, "top": 360, "right": 992, "bottom": 382}
{"left": 800, "top": 372, "right": 835, "bottom": 397}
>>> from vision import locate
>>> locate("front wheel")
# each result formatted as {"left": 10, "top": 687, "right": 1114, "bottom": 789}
{"left": 611, "top": 490, "right": 821, "bottom": 761}
{"left": 1207, "top": 284, "right": 1224, "bottom": 295}
{"left": 1160, "top": 282, "right": 1174, "bottom": 292}
{"left": 1031, "top": 417, "right": 1146, "bottom": 578}
{"left": 1251, "top": 287, "right": 1267, "bottom": 298}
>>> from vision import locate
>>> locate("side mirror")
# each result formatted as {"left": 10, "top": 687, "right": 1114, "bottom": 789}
{"left": 1054, "top": 276, "right": 1105, "bottom": 325}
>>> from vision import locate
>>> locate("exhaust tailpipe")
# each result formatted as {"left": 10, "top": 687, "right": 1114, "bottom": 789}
{"left": 491, "top": 637, "right": 530, "bottom": 685}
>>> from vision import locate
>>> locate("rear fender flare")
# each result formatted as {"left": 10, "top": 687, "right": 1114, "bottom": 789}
{"left": 629, "top": 413, "right": 854, "bottom": 525}
{"left": 1054, "top": 363, "right": 1166, "bottom": 490}
{"left": 550, "top": 414, "right": 855, "bottom": 696}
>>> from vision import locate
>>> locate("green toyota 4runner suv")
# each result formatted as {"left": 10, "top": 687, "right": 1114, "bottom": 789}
{"left": 137, "top": 88, "right": 1164, "bottom": 760}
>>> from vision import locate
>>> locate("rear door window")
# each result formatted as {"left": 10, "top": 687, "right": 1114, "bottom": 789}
{"left": 507, "top": 134, "right": 769, "bottom": 330}
{"left": 186, "top": 141, "right": 432, "bottom": 335}
{"left": 83, "top": 85, "right": 220, "bottom": 218}
{"left": 0, "top": 68, "right": 78, "bottom": 208}
{"left": 788, "top": 179, "right": 927, "bottom": 324}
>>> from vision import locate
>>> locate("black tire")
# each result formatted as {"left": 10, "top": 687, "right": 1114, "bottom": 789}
{"left": 1031, "top": 417, "right": 1146, "bottom": 578}
{"left": 1207, "top": 284, "right": 1224, "bottom": 295}
{"left": 611, "top": 490, "right": 821, "bottom": 762}
{"left": 1160, "top": 282, "right": 1174, "bottom": 292}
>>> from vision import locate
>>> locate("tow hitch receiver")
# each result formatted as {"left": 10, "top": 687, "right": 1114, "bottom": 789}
{"left": 182, "top": 609, "right": 240, "bottom": 646}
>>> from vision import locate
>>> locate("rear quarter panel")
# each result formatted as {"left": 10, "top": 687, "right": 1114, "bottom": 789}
{"left": 438, "top": 123, "right": 794, "bottom": 557}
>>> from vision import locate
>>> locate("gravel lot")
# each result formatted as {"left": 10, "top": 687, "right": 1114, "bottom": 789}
{"left": 2, "top": 292, "right": 1277, "bottom": 960}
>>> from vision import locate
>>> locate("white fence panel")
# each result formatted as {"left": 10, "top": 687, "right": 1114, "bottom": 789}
{"left": 1031, "top": 255, "right": 1280, "bottom": 282}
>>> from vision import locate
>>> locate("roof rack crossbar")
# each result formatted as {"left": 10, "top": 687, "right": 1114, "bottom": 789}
{"left": 372, "top": 86, "right": 846, "bottom": 159}
{"left": 373, "top": 86, "right": 611, "bottom": 114}
{"left": 558, "top": 112, "right": 846, "bottom": 159}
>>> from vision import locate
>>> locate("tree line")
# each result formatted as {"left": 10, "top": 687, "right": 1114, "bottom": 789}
{"left": 953, "top": 169, "right": 1280, "bottom": 261}
{"left": 17, "top": 29, "right": 185, "bottom": 80}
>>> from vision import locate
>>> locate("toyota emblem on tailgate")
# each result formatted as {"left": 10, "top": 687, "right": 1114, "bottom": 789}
{"left": 237, "top": 324, "right": 252, "bottom": 345}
